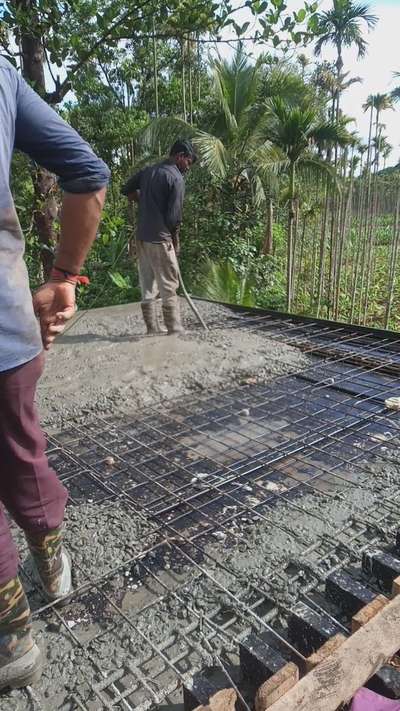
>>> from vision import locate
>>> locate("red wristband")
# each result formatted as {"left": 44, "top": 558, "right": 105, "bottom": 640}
{"left": 50, "top": 267, "right": 90, "bottom": 286}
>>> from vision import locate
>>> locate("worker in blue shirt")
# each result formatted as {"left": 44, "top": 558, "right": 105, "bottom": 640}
{"left": 0, "top": 56, "right": 110, "bottom": 689}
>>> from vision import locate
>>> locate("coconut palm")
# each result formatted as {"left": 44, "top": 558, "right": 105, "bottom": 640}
{"left": 141, "top": 47, "right": 308, "bottom": 183}
{"left": 314, "top": 1, "right": 377, "bottom": 122}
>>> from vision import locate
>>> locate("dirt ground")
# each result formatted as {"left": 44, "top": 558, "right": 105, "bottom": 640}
{"left": 38, "top": 300, "right": 310, "bottom": 428}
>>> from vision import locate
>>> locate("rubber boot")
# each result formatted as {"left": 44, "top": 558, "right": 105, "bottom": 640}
{"left": 141, "top": 302, "right": 167, "bottom": 335}
{"left": 162, "top": 300, "right": 184, "bottom": 335}
{"left": 155, "top": 300, "right": 168, "bottom": 334}
{"left": 0, "top": 576, "right": 42, "bottom": 690}
{"left": 26, "top": 526, "right": 72, "bottom": 605}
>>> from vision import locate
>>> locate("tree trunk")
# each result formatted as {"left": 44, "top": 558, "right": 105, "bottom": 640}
{"left": 18, "top": 0, "right": 58, "bottom": 279}
{"left": 361, "top": 114, "right": 382, "bottom": 324}
{"left": 385, "top": 192, "right": 400, "bottom": 328}
{"left": 197, "top": 34, "right": 201, "bottom": 103}
{"left": 152, "top": 19, "right": 159, "bottom": 119}
{"left": 357, "top": 105, "right": 375, "bottom": 321}
{"left": 334, "top": 157, "right": 354, "bottom": 320}
{"left": 261, "top": 197, "right": 274, "bottom": 255}
{"left": 188, "top": 36, "right": 194, "bottom": 125}
{"left": 286, "top": 163, "right": 296, "bottom": 311}
{"left": 316, "top": 177, "right": 331, "bottom": 316}
{"left": 181, "top": 39, "right": 187, "bottom": 122}
{"left": 32, "top": 166, "right": 58, "bottom": 278}
{"left": 152, "top": 19, "right": 161, "bottom": 157}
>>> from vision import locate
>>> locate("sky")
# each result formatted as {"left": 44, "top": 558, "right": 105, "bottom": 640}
{"left": 218, "top": 0, "right": 400, "bottom": 166}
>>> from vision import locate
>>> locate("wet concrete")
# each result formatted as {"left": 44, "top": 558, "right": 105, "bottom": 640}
{"left": 3, "top": 450, "right": 398, "bottom": 711}
{"left": 37, "top": 301, "right": 310, "bottom": 429}
{"left": 2, "top": 303, "right": 400, "bottom": 709}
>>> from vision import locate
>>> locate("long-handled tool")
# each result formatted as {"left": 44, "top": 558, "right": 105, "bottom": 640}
{"left": 174, "top": 250, "right": 208, "bottom": 331}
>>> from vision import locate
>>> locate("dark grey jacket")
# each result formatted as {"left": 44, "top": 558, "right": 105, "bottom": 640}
{"left": 122, "top": 161, "right": 185, "bottom": 242}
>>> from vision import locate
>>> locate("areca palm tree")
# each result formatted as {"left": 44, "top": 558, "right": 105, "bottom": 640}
{"left": 314, "top": 1, "right": 377, "bottom": 122}
{"left": 363, "top": 94, "right": 393, "bottom": 168}
{"left": 313, "top": 64, "right": 362, "bottom": 125}
{"left": 265, "top": 97, "right": 348, "bottom": 310}
{"left": 358, "top": 94, "right": 393, "bottom": 322}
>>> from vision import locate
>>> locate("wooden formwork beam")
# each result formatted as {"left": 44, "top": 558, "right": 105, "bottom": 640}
{"left": 260, "top": 589, "right": 400, "bottom": 711}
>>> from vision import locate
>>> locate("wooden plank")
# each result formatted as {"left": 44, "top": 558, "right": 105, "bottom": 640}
{"left": 305, "top": 634, "right": 346, "bottom": 673}
{"left": 392, "top": 575, "right": 400, "bottom": 598}
{"left": 262, "top": 591, "right": 400, "bottom": 711}
{"left": 255, "top": 663, "right": 299, "bottom": 711}
{"left": 351, "top": 594, "right": 388, "bottom": 633}
{"left": 193, "top": 689, "right": 237, "bottom": 711}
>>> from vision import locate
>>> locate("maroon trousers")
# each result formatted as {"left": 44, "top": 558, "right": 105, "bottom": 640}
{"left": 0, "top": 353, "right": 67, "bottom": 584}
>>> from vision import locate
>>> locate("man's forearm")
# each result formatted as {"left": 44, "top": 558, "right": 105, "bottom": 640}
{"left": 54, "top": 188, "right": 107, "bottom": 274}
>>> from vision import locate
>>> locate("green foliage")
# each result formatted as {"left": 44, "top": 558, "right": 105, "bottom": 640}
{"left": 6, "top": 0, "right": 400, "bottom": 331}
{"left": 109, "top": 271, "right": 132, "bottom": 290}
{"left": 196, "top": 259, "right": 256, "bottom": 306}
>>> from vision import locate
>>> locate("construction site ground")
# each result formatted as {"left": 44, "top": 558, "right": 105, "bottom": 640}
{"left": 3, "top": 300, "right": 400, "bottom": 710}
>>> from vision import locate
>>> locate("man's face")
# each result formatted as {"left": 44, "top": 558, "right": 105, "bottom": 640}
{"left": 176, "top": 153, "right": 194, "bottom": 174}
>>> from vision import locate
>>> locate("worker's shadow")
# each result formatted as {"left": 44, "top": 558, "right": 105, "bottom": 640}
{"left": 57, "top": 332, "right": 147, "bottom": 345}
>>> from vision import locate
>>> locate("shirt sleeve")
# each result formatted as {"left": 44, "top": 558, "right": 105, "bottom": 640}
{"left": 165, "top": 176, "right": 185, "bottom": 232}
{"left": 121, "top": 171, "right": 142, "bottom": 196}
{"left": 14, "top": 73, "right": 110, "bottom": 194}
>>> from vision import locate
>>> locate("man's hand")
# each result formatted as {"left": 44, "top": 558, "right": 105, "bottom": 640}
{"left": 33, "top": 281, "right": 77, "bottom": 350}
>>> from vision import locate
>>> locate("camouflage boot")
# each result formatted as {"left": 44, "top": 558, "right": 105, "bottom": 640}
{"left": 0, "top": 576, "right": 42, "bottom": 690}
{"left": 26, "top": 526, "right": 72, "bottom": 605}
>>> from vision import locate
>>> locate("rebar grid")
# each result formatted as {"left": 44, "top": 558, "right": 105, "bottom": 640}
{"left": 11, "top": 310, "right": 400, "bottom": 711}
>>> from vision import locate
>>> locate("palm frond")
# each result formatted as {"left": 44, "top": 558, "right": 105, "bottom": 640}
{"left": 298, "top": 156, "right": 341, "bottom": 192}
{"left": 311, "top": 121, "right": 352, "bottom": 147}
{"left": 391, "top": 87, "right": 400, "bottom": 104}
{"left": 314, "top": 1, "right": 378, "bottom": 58}
{"left": 252, "top": 174, "right": 267, "bottom": 209}
{"left": 139, "top": 116, "right": 194, "bottom": 158}
{"left": 192, "top": 131, "right": 228, "bottom": 179}
{"left": 254, "top": 142, "right": 290, "bottom": 179}
{"left": 210, "top": 44, "right": 261, "bottom": 140}
{"left": 196, "top": 259, "right": 256, "bottom": 307}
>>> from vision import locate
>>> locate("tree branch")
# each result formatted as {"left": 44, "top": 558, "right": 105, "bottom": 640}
{"left": 50, "top": 0, "right": 155, "bottom": 103}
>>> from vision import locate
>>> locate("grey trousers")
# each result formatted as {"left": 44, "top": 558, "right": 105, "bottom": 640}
{"left": 137, "top": 239, "right": 179, "bottom": 306}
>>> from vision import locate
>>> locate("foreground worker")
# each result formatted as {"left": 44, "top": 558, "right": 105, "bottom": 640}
{"left": 0, "top": 57, "right": 109, "bottom": 688}
{"left": 122, "top": 140, "right": 197, "bottom": 335}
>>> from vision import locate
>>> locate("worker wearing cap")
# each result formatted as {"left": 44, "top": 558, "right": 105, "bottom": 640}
{"left": 122, "top": 140, "right": 197, "bottom": 335}
{"left": 0, "top": 57, "right": 110, "bottom": 688}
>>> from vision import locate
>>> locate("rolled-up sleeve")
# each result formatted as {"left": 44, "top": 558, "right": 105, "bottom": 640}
{"left": 14, "top": 75, "right": 110, "bottom": 193}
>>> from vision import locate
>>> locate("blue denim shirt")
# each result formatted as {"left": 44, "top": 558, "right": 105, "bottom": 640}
{"left": 0, "top": 57, "right": 110, "bottom": 372}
